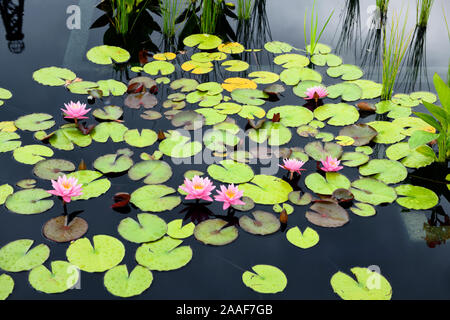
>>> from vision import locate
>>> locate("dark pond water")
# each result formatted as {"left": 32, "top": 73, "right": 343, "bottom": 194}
{"left": 0, "top": 0, "right": 450, "bottom": 300}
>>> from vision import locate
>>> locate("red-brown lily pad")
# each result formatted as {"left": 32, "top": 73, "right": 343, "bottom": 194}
{"left": 43, "top": 216, "right": 88, "bottom": 243}
{"left": 125, "top": 92, "right": 157, "bottom": 109}
{"left": 306, "top": 200, "right": 349, "bottom": 228}
{"left": 338, "top": 124, "right": 378, "bottom": 147}
{"left": 194, "top": 219, "right": 238, "bottom": 246}
{"left": 239, "top": 211, "right": 280, "bottom": 235}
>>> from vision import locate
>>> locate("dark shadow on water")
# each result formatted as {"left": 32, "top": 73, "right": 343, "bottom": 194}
{"left": 0, "top": 0, "right": 25, "bottom": 54}
{"left": 180, "top": 201, "right": 214, "bottom": 225}
{"left": 335, "top": 0, "right": 361, "bottom": 60}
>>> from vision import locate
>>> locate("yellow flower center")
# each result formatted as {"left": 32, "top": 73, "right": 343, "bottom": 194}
{"left": 225, "top": 190, "right": 236, "bottom": 198}
{"left": 62, "top": 182, "right": 72, "bottom": 189}
{"left": 193, "top": 183, "right": 204, "bottom": 190}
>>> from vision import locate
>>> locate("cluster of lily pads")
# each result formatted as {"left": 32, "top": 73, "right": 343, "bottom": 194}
{"left": 0, "top": 33, "right": 445, "bottom": 300}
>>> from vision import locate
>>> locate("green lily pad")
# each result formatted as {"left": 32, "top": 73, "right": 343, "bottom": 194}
{"left": 192, "top": 51, "right": 227, "bottom": 62}
{"left": 167, "top": 219, "right": 195, "bottom": 239}
{"left": 143, "top": 61, "right": 175, "bottom": 76}
{"left": 288, "top": 191, "right": 313, "bottom": 206}
{"left": 0, "top": 88, "right": 11, "bottom": 106}
{"left": 104, "top": 265, "right": 153, "bottom": 298}
{"left": 32, "top": 67, "right": 76, "bottom": 86}
{"left": 311, "top": 53, "right": 342, "bottom": 67}
{"left": 66, "top": 81, "right": 99, "bottom": 94}
{"left": 33, "top": 159, "right": 75, "bottom": 180}
{"left": 349, "top": 80, "right": 382, "bottom": 99}
{"left": 286, "top": 226, "right": 319, "bottom": 249}
{"left": 124, "top": 129, "right": 157, "bottom": 148}
{"left": 0, "top": 239, "right": 49, "bottom": 272}
{"left": 214, "top": 102, "right": 242, "bottom": 115}
{"left": 239, "top": 211, "right": 281, "bottom": 235}
{"left": 231, "top": 89, "right": 268, "bottom": 106}
{"left": 231, "top": 196, "right": 255, "bottom": 211}
{"left": 203, "top": 129, "right": 239, "bottom": 153}
{"left": 306, "top": 200, "right": 349, "bottom": 228}
{"left": 350, "top": 202, "right": 376, "bottom": 217}
{"left": 410, "top": 91, "right": 437, "bottom": 104}
{"left": 159, "top": 131, "right": 203, "bottom": 158}
{"left": 66, "top": 235, "right": 125, "bottom": 272}
{"left": 280, "top": 67, "right": 322, "bottom": 86}
{"left": 248, "top": 71, "right": 280, "bottom": 84}
{"left": 366, "top": 121, "right": 406, "bottom": 144}
{"left": 0, "top": 184, "right": 13, "bottom": 205}
{"left": 96, "top": 80, "right": 127, "bottom": 96}
{"left": 135, "top": 236, "right": 192, "bottom": 271}
{"left": 239, "top": 175, "right": 293, "bottom": 205}
{"left": 128, "top": 160, "right": 172, "bottom": 185}
{"left": 196, "top": 108, "right": 227, "bottom": 125}
{"left": 183, "top": 34, "right": 222, "bottom": 50}
{"left": 327, "top": 64, "right": 363, "bottom": 80}
{"left": 355, "top": 146, "right": 373, "bottom": 155}
{"left": 91, "top": 122, "right": 128, "bottom": 143}
{"left": 385, "top": 142, "right": 436, "bottom": 168}
{"left": 274, "top": 54, "right": 309, "bottom": 68}
{"left": 0, "top": 274, "right": 13, "bottom": 300}
{"left": 264, "top": 41, "right": 294, "bottom": 53}
{"left": 194, "top": 219, "right": 239, "bottom": 246}
{"left": 207, "top": 160, "right": 254, "bottom": 184}
{"left": 0, "top": 131, "right": 21, "bottom": 152}
{"left": 171, "top": 111, "right": 205, "bottom": 130}
{"left": 86, "top": 45, "right": 130, "bottom": 65}
{"left": 118, "top": 213, "right": 167, "bottom": 243}
{"left": 304, "top": 141, "right": 342, "bottom": 161}
{"left": 15, "top": 113, "right": 55, "bottom": 132}
{"left": 359, "top": 159, "right": 407, "bottom": 184}
{"left": 221, "top": 60, "right": 249, "bottom": 72}
{"left": 93, "top": 153, "right": 133, "bottom": 174}
{"left": 242, "top": 264, "right": 287, "bottom": 294}
{"left": 266, "top": 105, "right": 313, "bottom": 127}
{"left": 392, "top": 94, "right": 420, "bottom": 107}
{"left": 327, "top": 82, "right": 362, "bottom": 101}
{"left": 314, "top": 103, "right": 359, "bottom": 126}
{"left": 330, "top": 267, "right": 392, "bottom": 300}
{"left": 5, "top": 188, "right": 54, "bottom": 215}
{"left": 130, "top": 185, "right": 181, "bottom": 212}
{"left": 306, "top": 43, "right": 331, "bottom": 54}
{"left": 273, "top": 203, "right": 294, "bottom": 215}
{"left": 93, "top": 106, "right": 123, "bottom": 120}
{"left": 395, "top": 185, "right": 439, "bottom": 210}
{"left": 187, "top": 91, "right": 222, "bottom": 107}
{"left": 350, "top": 178, "right": 397, "bottom": 205}
{"left": 248, "top": 121, "right": 292, "bottom": 146}
{"left": 305, "top": 172, "right": 351, "bottom": 195}
{"left": 65, "top": 170, "right": 110, "bottom": 201}
{"left": 339, "top": 152, "right": 369, "bottom": 167}
{"left": 171, "top": 78, "right": 199, "bottom": 92}
{"left": 292, "top": 80, "right": 322, "bottom": 98}
{"left": 29, "top": 260, "right": 80, "bottom": 294}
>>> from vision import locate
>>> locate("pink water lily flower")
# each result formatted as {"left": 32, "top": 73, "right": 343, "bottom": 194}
{"left": 180, "top": 175, "right": 216, "bottom": 202}
{"left": 61, "top": 101, "right": 91, "bottom": 121}
{"left": 320, "top": 156, "right": 344, "bottom": 172}
{"left": 47, "top": 175, "right": 83, "bottom": 203}
{"left": 304, "top": 86, "right": 328, "bottom": 101}
{"left": 214, "top": 184, "right": 245, "bottom": 210}
{"left": 279, "top": 158, "right": 306, "bottom": 180}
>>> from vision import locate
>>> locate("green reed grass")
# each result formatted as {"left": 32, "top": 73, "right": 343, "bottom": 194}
{"left": 201, "top": 0, "right": 222, "bottom": 34}
{"left": 110, "top": 0, "right": 149, "bottom": 35}
{"left": 237, "top": 0, "right": 253, "bottom": 20}
{"left": 444, "top": 6, "right": 450, "bottom": 86}
{"left": 160, "top": 0, "right": 184, "bottom": 38}
{"left": 303, "top": 0, "right": 334, "bottom": 55}
{"left": 381, "top": 10, "right": 413, "bottom": 100}
{"left": 376, "top": 0, "right": 390, "bottom": 15}
{"left": 416, "top": 0, "right": 434, "bottom": 28}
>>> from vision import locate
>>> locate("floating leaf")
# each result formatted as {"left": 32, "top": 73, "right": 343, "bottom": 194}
{"left": 314, "top": 103, "right": 359, "bottom": 126}
{"left": 292, "top": 80, "right": 322, "bottom": 98}
{"left": 288, "top": 191, "right": 313, "bottom": 206}
{"left": 239, "top": 211, "right": 281, "bottom": 235}
{"left": 125, "top": 92, "right": 158, "bottom": 109}
{"left": 29, "top": 260, "right": 80, "bottom": 294}
{"left": 141, "top": 110, "right": 162, "bottom": 120}
{"left": 280, "top": 67, "right": 322, "bottom": 86}
{"left": 86, "top": 45, "right": 130, "bottom": 65}
{"left": 350, "top": 203, "right": 376, "bottom": 217}
{"left": 207, "top": 160, "right": 254, "bottom": 184}
{"left": 67, "top": 170, "right": 111, "bottom": 201}
{"left": 171, "top": 78, "right": 199, "bottom": 92}
{"left": 118, "top": 213, "right": 167, "bottom": 243}
{"left": 232, "top": 196, "right": 255, "bottom": 211}
{"left": 128, "top": 160, "right": 172, "bottom": 185}
{"left": 0, "top": 274, "right": 13, "bottom": 300}
{"left": 167, "top": 219, "right": 195, "bottom": 239}
{"left": 135, "top": 236, "right": 192, "bottom": 271}
{"left": 239, "top": 175, "right": 293, "bottom": 205}
{"left": 196, "top": 108, "right": 227, "bottom": 125}
{"left": 264, "top": 41, "right": 293, "bottom": 53}
{"left": 286, "top": 226, "right": 319, "bottom": 249}
{"left": 242, "top": 264, "right": 287, "bottom": 294}
{"left": 350, "top": 178, "right": 397, "bottom": 205}
{"left": 385, "top": 142, "right": 436, "bottom": 168}
{"left": 349, "top": 80, "right": 382, "bottom": 99}
{"left": 327, "top": 82, "right": 362, "bottom": 101}
{"left": 273, "top": 203, "right": 294, "bottom": 215}
{"left": 91, "top": 122, "right": 128, "bottom": 143}
{"left": 15, "top": 113, "right": 55, "bottom": 132}
{"left": 43, "top": 216, "right": 88, "bottom": 243}
{"left": 248, "top": 121, "right": 292, "bottom": 146}
{"left": 95, "top": 79, "right": 127, "bottom": 96}
{"left": 366, "top": 121, "right": 405, "bottom": 144}
{"left": 0, "top": 239, "right": 49, "bottom": 272}
{"left": 330, "top": 267, "right": 392, "bottom": 300}
{"left": 231, "top": 88, "right": 268, "bottom": 106}
{"left": 311, "top": 53, "right": 342, "bottom": 67}
{"left": 266, "top": 105, "right": 313, "bottom": 127}
{"left": 306, "top": 43, "right": 331, "bottom": 54}
{"left": 221, "top": 60, "right": 249, "bottom": 72}
{"left": 338, "top": 124, "right": 377, "bottom": 147}
{"left": 359, "top": 159, "right": 407, "bottom": 184}
{"left": 66, "top": 235, "right": 125, "bottom": 273}
{"left": 32, "top": 67, "right": 76, "bottom": 86}
{"left": 327, "top": 64, "right": 363, "bottom": 80}
{"left": 194, "top": 219, "right": 238, "bottom": 246}
{"left": 305, "top": 172, "right": 351, "bottom": 195}
{"left": 306, "top": 200, "right": 349, "bottom": 227}
{"left": 143, "top": 61, "right": 175, "bottom": 76}
{"left": 93, "top": 153, "right": 133, "bottom": 174}
{"left": 130, "top": 185, "right": 181, "bottom": 212}
{"left": 123, "top": 129, "right": 158, "bottom": 148}
{"left": 153, "top": 52, "right": 176, "bottom": 61}
{"left": 395, "top": 185, "right": 439, "bottom": 210}
{"left": 248, "top": 71, "right": 279, "bottom": 84}
{"left": 304, "top": 141, "right": 342, "bottom": 161}
{"left": 104, "top": 265, "right": 153, "bottom": 298}
{"left": 274, "top": 54, "right": 309, "bottom": 68}
{"left": 159, "top": 131, "right": 202, "bottom": 158}
{"left": 0, "top": 184, "right": 13, "bottom": 205}
{"left": 5, "top": 188, "right": 53, "bottom": 215}
{"left": 0, "top": 132, "right": 21, "bottom": 153}
{"left": 222, "top": 77, "right": 257, "bottom": 92}
{"left": 183, "top": 34, "right": 222, "bottom": 50}
{"left": 339, "top": 152, "right": 369, "bottom": 167}
{"left": 181, "top": 60, "right": 213, "bottom": 74}
{"left": 218, "top": 42, "right": 245, "bottom": 53}
{"left": 192, "top": 51, "right": 227, "bottom": 62}
{"left": 92, "top": 106, "right": 123, "bottom": 121}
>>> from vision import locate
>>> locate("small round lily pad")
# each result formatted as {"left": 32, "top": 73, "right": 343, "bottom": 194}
{"left": 93, "top": 153, "right": 134, "bottom": 174}
{"left": 194, "top": 219, "right": 238, "bottom": 246}
{"left": 242, "top": 264, "right": 287, "bottom": 294}
{"left": 43, "top": 216, "right": 88, "bottom": 243}
{"left": 15, "top": 113, "right": 55, "bottom": 132}
{"left": 118, "top": 213, "right": 167, "bottom": 243}
{"left": 286, "top": 226, "right": 319, "bottom": 249}
{"left": 128, "top": 160, "right": 172, "bottom": 185}
{"left": 104, "top": 265, "right": 153, "bottom": 298}
{"left": 29, "top": 260, "right": 80, "bottom": 294}
{"left": 232, "top": 196, "right": 255, "bottom": 211}
{"left": 167, "top": 219, "right": 195, "bottom": 239}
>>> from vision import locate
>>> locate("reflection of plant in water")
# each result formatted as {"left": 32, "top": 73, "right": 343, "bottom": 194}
{"left": 303, "top": 0, "right": 334, "bottom": 55}
{"left": 0, "top": 0, "right": 25, "bottom": 54}
{"left": 424, "top": 207, "right": 450, "bottom": 248}
{"left": 237, "top": 0, "right": 253, "bottom": 20}
{"left": 335, "top": 0, "right": 361, "bottom": 58}
{"left": 376, "top": 0, "right": 389, "bottom": 23}
{"left": 381, "top": 10, "right": 412, "bottom": 100}
{"left": 160, "top": 0, "right": 185, "bottom": 38}
{"left": 444, "top": 6, "right": 450, "bottom": 86}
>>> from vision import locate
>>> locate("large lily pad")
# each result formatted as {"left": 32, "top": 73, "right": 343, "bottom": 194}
{"left": 15, "top": 113, "right": 55, "bottom": 132}
{"left": 0, "top": 131, "right": 21, "bottom": 152}
{"left": 288, "top": 191, "right": 313, "bottom": 206}
{"left": 326, "top": 82, "right": 362, "bottom": 101}
{"left": 5, "top": 188, "right": 54, "bottom": 215}
{"left": 86, "top": 45, "right": 130, "bottom": 65}
{"left": 124, "top": 129, "right": 157, "bottom": 148}
{"left": 286, "top": 226, "right": 319, "bottom": 249}
{"left": 338, "top": 124, "right": 377, "bottom": 147}
{"left": 222, "top": 60, "right": 249, "bottom": 72}
{"left": 264, "top": 41, "right": 294, "bottom": 53}
{"left": 125, "top": 92, "right": 158, "bottom": 109}
{"left": 331, "top": 267, "right": 392, "bottom": 300}
{"left": 306, "top": 200, "right": 349, "bottom": 227}
{"left": 159, "top": 131, "right": 202, "bottom": 158}
{"left": 32, "top": 67, "right": 76, "bottom": 86}
{"left": 349, "top": 80, "right": 382, "bottom": 99}
{"left": 0, "top": 274, "right": 13, "bottom": 300}
{"left": 239, "top": 211, "right": 281, "bottom": 235}
{"left": 327, "top": 64, "right": 363, "bottom": 80}
{"left": 93, "top": 105, "right": 123, "bottom": 121}
{"left": 304, "top": 141, "right": 342, "bottom": 161}
{"left": 143, "top": 61, "right": 175, "bottom": 76}
{"left": 66, "top": 235, "right": 125, "bottom": 272}
{"left": 104, "top": 265, "right": 153, "bottom": 298}
{"left": 118, "top": 213, "right": 167, "bottom": 243}
{"left": 314, "top": 103, "right": 359, "bottom": 126}
{"left": 183, "top": 34, "right": 222, "bottom": 50}
{"left": 359, "top": 159, "right": 407, "bottom": 184}
{"left": 274, "top": 54, "right": 309, "bottom": 68}
{"left": 128, "top": 160, "right": 172, "bottom": 184}
{"left": 242, "top": 265, "right": 287, "bottom": 294}
{"left": 239, "top": 175, "right": 293, "bottom": 204}
{"left": 311, "top": 53, "right": 342, "bottom": 67}
{"left": 29, "top": 260, "right": 80, "bottom": 294}
{"left": 280, "top": 67, "right": 322, "bottom": 85}
{"left": 33, "top": 159, "right": 75, "bottom": 180}
{"left": 266, "top": 105, "right": 313, "bottom": 127}
{"left": 248, "top": 121, "right": 292, "bottom": 146}
{"left": 386, "top": 142, "right": 436, "bottom": 168}
{"left": 91, "top": 122, "right": 128, "bottom": 143}
{"left": 43, "top": 216, "right": 88, "bottom": 243}
{"left": 135, "top": 236, "right": 192, "bottom": 271}
{"left": 207, "top": 160, "right": 254, "bottom": 184}
{"left": 93, "top": 153, "right": 133, "bottom": 174}
{"left": 350, "top": 178, "right": 397, "bottom": 205}
{"left": 167, "top": 219, "right": 195, "bottom": 239}
{"left": 350, "top": 202, "right": 376, "bottom": 217}
{"left": 171, "top": 111, "right": 205, "bottom": 130}
{"left": 67, "top": 170, "right": 111, "bottom": 201}
{"left": 395, "top": 185, "right": 439, "bottom": 210}
{"left": 366, "top": 121, "right": 405, "bottom": 144}
{"left": 44, "top": 125, "right": 92, "bottom": 151}
{"left": 248, "top": 71, "right": 280, "bottom": 84}
{"left": 0, "top": 239, "right": 49, "bottom": 272}
{"left": 231, "top": 89, "right": 268, "bottom": 106}
{"left": 130, "top": 185, "right": 181, "bottom": 212}
{"left": 171, "top": 78, "right": 199, "bottom": 92}
{"left": 339, "top": 152, "right": 369, "bottom": 167}
{"left": 194, "top": 219, "right": 239, "bottom": 246}
{"left": 305, "top": 172, "right": 351, "bottom": 195}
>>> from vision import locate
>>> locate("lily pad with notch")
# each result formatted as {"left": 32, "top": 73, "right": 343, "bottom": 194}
{"left": 239, "top": 175, "right": 293, "bottom": 205}
{"left": 128, "top": 160, "right": 172, "bottom": 185}
{"left": 130, "top": 185, "right": 181, "bottom": 212}
{"left": 67, "top": 170, "right": 111, "bottom": 201}
{"left": 104, "top": 265, "right": 153, "bottom": 298}
{"left": 350, "top": 178, "right": 397, "bottom": 206}
{"left": 242, "top": 264, "right": 287, "bottom": 294}
{"left": 194, "top": 219, "right": 239, "bottom": 246}
{"left": 304, "top": 141, "right": 342, "bottom": 161}
{"left": 29, "top": 260, "right": 80, "bottom": 294}
{"left": 15, "top": 113, "right": 55, "bottom": 132}
{"left": 207, "top": 160, "right": 254, "bottom": 184}
{"left": 239, "top": 211, "right": 280, "bottom": 235}
{"left": 93, "top": 153, "right": 133, "bottom": 174}
{"left": 118, "top": 213, "right": 167, "bottom": 243}
{"left": 395, "top": 185, "right": 439, "bottom": 210}
{"left": 359, "top": 159, "right": 407, "bottom": 184}
{"left": 306, "top": 200, "right": 350, "bottom": 228}
{"left": 5, "top": 188, "right": 54, "bottom": 215}
{"left": 286, "top": 226, "right": 319, "bottom": 249}
{"left": 0, "top": 239, "right": 50, "bottom": 272}
{"left": 305, "top": 172, "right": 351, "bottom": 195}
{"left": 43, "top": 216, "right": 88, "bottom": 243}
